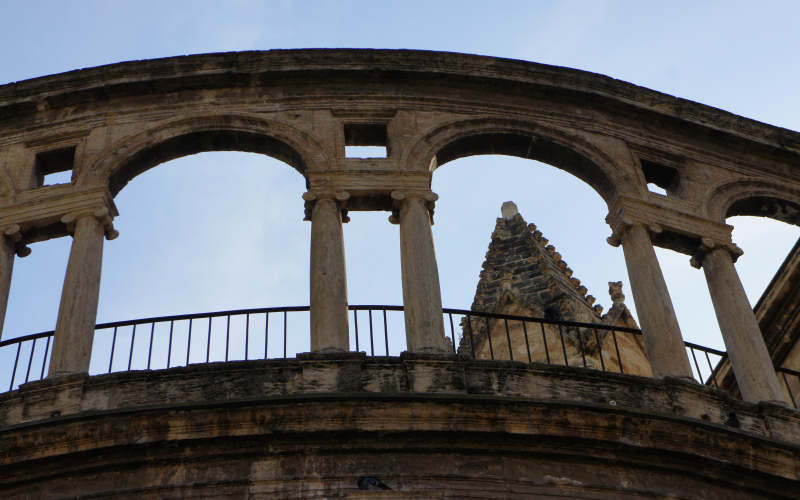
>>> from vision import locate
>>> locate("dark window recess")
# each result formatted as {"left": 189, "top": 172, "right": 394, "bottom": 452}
{"left": 641, "top": 159, "right": 679, "bottom": 196}
{"left": 36, "top": 146, "right": 75, "bottom": 186}
{"left": 344, "top": 123, "right": 388, "bottom": 158}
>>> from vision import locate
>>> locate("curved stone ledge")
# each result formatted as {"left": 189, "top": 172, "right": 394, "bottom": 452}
{"left": 1, "top": 355, "right": 798, "bottom": 498}
{"left": 2, "top": 50, "right": 798, "bottom": 152}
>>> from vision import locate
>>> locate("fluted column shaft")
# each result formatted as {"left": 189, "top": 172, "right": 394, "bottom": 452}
{"left": 619, "top": 223, "right": 693, "bottom": 379}
{"left": 700, "top": 246, "right": 785, "bottom": 403}
{"left": 308, "top": 195, "right": 350, "bottom": 352}
{"left": 49, "top": 214, "right": 106, "bottom": 377}
{"left": 393, "top": 192, "right": 448, "bottom": 353}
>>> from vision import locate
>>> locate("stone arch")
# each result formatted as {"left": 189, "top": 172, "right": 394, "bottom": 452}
{"left": 706, "top": 179, "right": 800, "bottom": 226}
{"left": 407, "top": 118, "right": 638, "bottom": 204}
{"left": 91, "top": 114, "right": 325, "bottom": 196}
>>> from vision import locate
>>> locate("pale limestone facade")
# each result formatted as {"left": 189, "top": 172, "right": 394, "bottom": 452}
{"left": 0, "top": 50, "right": 799, "bottom": 498}
{"left": 0, "top": 50, "right": 793, "bottom": 402}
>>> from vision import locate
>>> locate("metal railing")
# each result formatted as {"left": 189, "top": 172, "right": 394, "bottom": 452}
{"left": 0, "top": 305, "right": 795, "bottom": 409}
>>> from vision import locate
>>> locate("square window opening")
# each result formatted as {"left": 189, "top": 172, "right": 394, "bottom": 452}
{"left": 344, "top": 123, "right": 388, "bottom": 158}
{"left": 36, "top": 146, "right": 75, "bottom": 186}
{"left": 640, "top": 159, "right": 679, "bottom": 196}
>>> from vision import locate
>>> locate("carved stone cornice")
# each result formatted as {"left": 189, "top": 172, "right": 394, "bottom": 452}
{"left": 0, "top": 186, "right": 118, "bottom": 244}
{"left": 606, "top": 196, "right": 732, "bottom": 254}
{"left": 388, "top": 190, "right": 437, "bottom": 225}
{"left": 302, "top": 190, "right": 351, "bottom": 222}
{"left": 689, "top": 237, "right": 744, "bottom": 269}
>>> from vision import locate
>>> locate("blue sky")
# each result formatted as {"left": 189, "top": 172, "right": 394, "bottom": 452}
{"left": 1, "top": 1, "right": 799, "bottom": 362}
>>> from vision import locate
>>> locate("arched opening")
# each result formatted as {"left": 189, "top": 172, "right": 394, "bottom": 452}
{"left": 426, "top": 124, "right": 628, "bottom": 204}
{"left": 432, "top": 154, "right": 622, "bottom": 311}
{"left": 655, "top": 196, "right": 800, "bottom": 396}
{"left": 707, "top": 197, "right": 800, "bottom": 402}
{"left": 97, "top": 149, "right": 310, "bottom": 374}
{"left": 726, "top": 196, "right": 800, "bottom": 226}
{"left": 108, "top": 129, "right": 308, "bottom": 196}
{"left": 432, "top": 152, "right": 648, "bottom": 373}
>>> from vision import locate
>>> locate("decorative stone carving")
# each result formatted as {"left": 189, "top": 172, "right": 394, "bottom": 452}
{"left": 609, "top": 281, "right": 625, "bottom": 304}
{"left": 62, "top": 206, "right": 119, "bottom": 240}
{"left": 690, "top": 237, "right": 743, "bottom": 269}
{"left": 302, "top": 190, "right": 350, "bottom": 223}
{"left": 388, "top": 190, "right": 437, "bottom": 225}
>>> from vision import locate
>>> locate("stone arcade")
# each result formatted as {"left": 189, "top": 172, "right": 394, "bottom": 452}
{"left": 0, "top": 50, "right": 799, "bottom": 498}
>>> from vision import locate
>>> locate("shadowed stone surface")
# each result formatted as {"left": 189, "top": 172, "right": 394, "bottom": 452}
{"left": 1, "top": 356, "right": 798, "bottom": 498}
{"left": 2, "top": 50, "right": 800, "bottom": 497}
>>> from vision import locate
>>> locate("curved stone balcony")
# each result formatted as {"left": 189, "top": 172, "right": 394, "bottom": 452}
{"left": 2, "top": 350, "right": 799, "bottom": 498}
{"left": 1, "top": 306, "right": 799, "bottom": 498}
{"left": 2, "top": 49, "right": 800, "bottom": 497}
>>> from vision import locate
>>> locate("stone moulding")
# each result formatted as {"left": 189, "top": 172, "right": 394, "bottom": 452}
{"left": 1, "top": 49, "right": 799, "bottom": 247}
{"left": 1, "top": 356, "right": 798, "bottom": 498}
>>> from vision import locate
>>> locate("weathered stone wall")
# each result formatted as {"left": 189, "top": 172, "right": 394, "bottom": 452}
{"left": 1, "top": 355, "right": 798, "bottom": 498}
{"left": 1, "top": 50, "right": 800, "bottom": 497}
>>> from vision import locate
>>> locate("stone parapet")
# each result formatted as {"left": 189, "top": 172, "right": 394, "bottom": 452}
{"left": 1, "top": 357, "right": 798, "bottom": 498}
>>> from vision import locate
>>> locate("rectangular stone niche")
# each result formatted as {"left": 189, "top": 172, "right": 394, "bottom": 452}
{"left": 35, "top": 146, "right": 76, "bottom": 186}
{"left": 641, "top": 158, "right": 679, "bottom": 197}
{"left": 344, "top": 123, "right": 389, "bottom": 158}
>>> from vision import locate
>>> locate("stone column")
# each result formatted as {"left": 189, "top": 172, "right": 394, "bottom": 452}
{"left": 0, "top": 225, "right": 29, "bottom": 339}
{"left": 391, "top": 191, "right": 448, "bottom": 353}
{"left": 49, "top": 208, "right": 117, "bottom": 377}
{"left": 303, "top": 191, "right": 350, "bottom": 352}
{"left": 693, "top": 240, "right": 785, "bottom": 404}
{"left": 609, "top": 222, "right": 694, "bottom": 379}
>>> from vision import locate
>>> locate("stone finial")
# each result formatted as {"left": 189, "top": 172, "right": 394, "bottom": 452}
{"left": 501, "top": 201, "right": 518, "bottom": 220}
{"left": 609, "top": 281, "right": 625, "bottom": 304}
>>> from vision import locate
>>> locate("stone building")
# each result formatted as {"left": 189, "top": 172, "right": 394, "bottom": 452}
{"left": 461, "top": 201, "right": 651, "bottom": 376}
{"left": 1, "top": 50, "right": 799, "bottom": 498}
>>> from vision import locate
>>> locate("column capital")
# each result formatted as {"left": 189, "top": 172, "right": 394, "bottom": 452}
{"left": 1, "top": 224, "right": 31, "bottom": 257}
{"left": 61, "top": 207, "right": 119, "bottom": 240}
{"left": 606, "top": 217, "right": 663, "bottom": 247}
{"left": 388, "top": 190, "right": 438, "bottom": 225}
{"left": 690, "top": 237, "right": 744, "bottom": 268}
{"left": 302, "top": 190, "right": 350, "bottom": 222}
{"left": 605, "top": 195, "right": 732, "bottom": 255}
